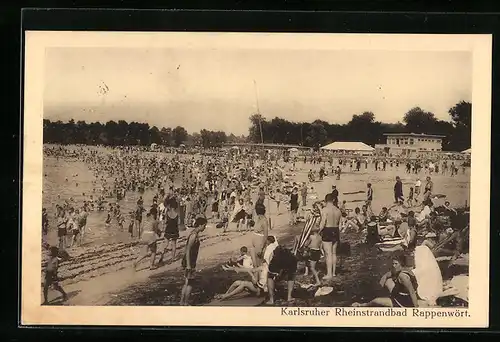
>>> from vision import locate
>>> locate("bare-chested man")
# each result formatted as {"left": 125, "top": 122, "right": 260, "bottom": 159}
{"left": 319, "top": 193, "right": 342, "bottom": 280}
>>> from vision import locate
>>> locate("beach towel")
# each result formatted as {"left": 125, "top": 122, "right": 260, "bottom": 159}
{"left": 292, "top": 211, "right": 321, "bottom": 255}
{"left": 375, "top": 238, "right": 405, "bottom": 252}
{"left": 412, "top": 245, "right": 443, "bottom": 306}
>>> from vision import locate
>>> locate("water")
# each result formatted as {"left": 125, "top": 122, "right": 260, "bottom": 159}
{"left": 43, "top": 155, "right": 159, "bottom": 247}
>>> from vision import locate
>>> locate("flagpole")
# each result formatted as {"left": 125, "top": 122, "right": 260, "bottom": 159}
{"left": 254, "top": 80, "right": 264, "bottom": 145}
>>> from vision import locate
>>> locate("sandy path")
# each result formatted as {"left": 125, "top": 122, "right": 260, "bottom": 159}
{"left": 52, "top": 210, "right": 295, "bottom": 306}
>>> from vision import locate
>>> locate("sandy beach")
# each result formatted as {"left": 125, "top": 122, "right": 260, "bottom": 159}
{"left": 41, "top": 149, "right": 470, "bottom": 306}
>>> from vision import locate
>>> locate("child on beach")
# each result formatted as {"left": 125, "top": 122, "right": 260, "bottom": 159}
{"left": 43, "top": 246, "right": 68, "bottom": 305}
{"left": 221, "top": 206, "right": 229, "bottom": 232}
{"left": 407, "top": 187, "right": 415, "bottom": 207}
{"left": 306, "top": 229, "right": 322, "bottom": 285}
{"left": 223, "top": 246, "right": 254, "bottom": 270}
{"left": 339, "top": 199, "right": 347, "bottom": 213}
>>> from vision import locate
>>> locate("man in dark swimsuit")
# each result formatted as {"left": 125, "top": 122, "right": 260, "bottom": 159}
{"left": 180, "top": 216, "right": 207, "bottom": 306}
{"left": 319, "top": 193, "right": 341, "bottom": 280}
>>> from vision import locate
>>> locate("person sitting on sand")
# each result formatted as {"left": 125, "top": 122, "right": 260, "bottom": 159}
{"left": 223, "top": 246, "right": 254, "bottom": 270}
{"left": 215, "top": 255, "right": 267, "bottom": 301}
{"left": 339, "top": 211, "right": 351, "bottom": 233}
{"left": 403, "top": 212, "right": 418, "bottom": 251}
{"left": 416, "top": 200, "right": 434, "bottom": 227}
{"left": 352, "top": 207, "right": 366, "bottom": 232}
{"left": 378, "top": 207, "right": 389, "bottom": 222}
{"left": 388, "top": 200, "right": 407, "bottom": 220}
{"left": 342, "top": 209, "right": 360, "bottom": 233}
{"left": 352, "top": 252, "right": 419, "bottom": 308}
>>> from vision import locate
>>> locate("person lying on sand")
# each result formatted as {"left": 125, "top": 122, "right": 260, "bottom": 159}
{"left": 215, "top": 258, "right": 267, "bottom": 301}
{"left": 352, "top": 252, "right": 419, "bottom": 308}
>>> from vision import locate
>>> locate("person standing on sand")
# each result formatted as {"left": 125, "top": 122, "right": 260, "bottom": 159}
{"left": 366, "top": 183, "right": 373, "bottom": 212}
{"left": 250, "top": 203, "right": 269, "bottom": 267}
{"left": 134, "top": 204, "right": 144, "bottom": 238}
{"left": 43, "top": 246, "right": 68, "bottom": 305}
{"left": 330, "top": 185, "right": 339, "bottom": 204}
{"left": 318, "top": 193, "right": 341, "bottom": 280}
{"left": 266, "top": 243, "right": 298, "bottom": 305}
{"left": 180, "top": 216, "right": 207, "bottom": 306}
{"left": 300, "top": 182, "right": 308, "bottom": 207}
{"left": 394, "top": 176, "right": 404, "bottom": 204}
{"left": 158, "top": 199, "right": 180, "bottom": 264}
{"left": 134, "top": 213, "right": 162, "bottom": 270}
{"left": 423, "top": 176, "right": 433, "bottom": 203}
{"left": 289, "top": 187, "right": 299, "bottom": 225}
{"left": 414, "top": 178, "right": 421, "bottom": 203}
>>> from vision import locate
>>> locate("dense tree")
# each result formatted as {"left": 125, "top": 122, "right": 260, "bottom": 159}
{"left": 172, "top": 126, "right": 188, "bottom": 147}
{"left": 403, "top": 107, "right": 438, "bottom": 134}
{"left": 448, "top": 101, "right": 472, "bottom": 151}
{"left": 43, "top": 100, "right": 471, "bottom": 152}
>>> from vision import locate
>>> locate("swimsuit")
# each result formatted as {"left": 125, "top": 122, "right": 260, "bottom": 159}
{"left": 321, "top": 227, "right": 340, "bottom": 243}
{"left": 164, "top": 214, "right": 179, "bottom": 240}
{"left": 182, "top": 233, "right": 200, "bottom": 278}
{"left": 390, "top": 271, "right": 419, "bottom": 307}
{"left": 308, "top": 248, "right": 321, "bottom": 262}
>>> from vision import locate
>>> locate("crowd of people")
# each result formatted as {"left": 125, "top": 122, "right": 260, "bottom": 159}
{"left": 41, "top": 144, "right": 470, "bottom": 306}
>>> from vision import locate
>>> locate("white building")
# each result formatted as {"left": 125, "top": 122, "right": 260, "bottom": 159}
{"left": 375, "top": 133, "right": 445, "bottom": 157}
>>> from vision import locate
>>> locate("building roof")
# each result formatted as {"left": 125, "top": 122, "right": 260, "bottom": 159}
{"left": 224, "top": 142, "right": 308, "bottom": 149}
{"left": 383, "top": 132, "right": 445, "bottom": 138}
{"left": 320, "top": 141, "right": 375, "bottom": 151}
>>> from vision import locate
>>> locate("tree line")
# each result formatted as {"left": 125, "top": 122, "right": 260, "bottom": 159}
{"left": 43, "top": 100, "right": 471, "bottom": 152}
{"left": 248, "top": 101, "right": 471, "bottom": 152}
{"left": 42, "top": 119, "right": 247, "bottom": 148}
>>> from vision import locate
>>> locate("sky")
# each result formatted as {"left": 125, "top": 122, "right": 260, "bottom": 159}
{"left": 44, "top": 47, "right": 472, "bottom": 136}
